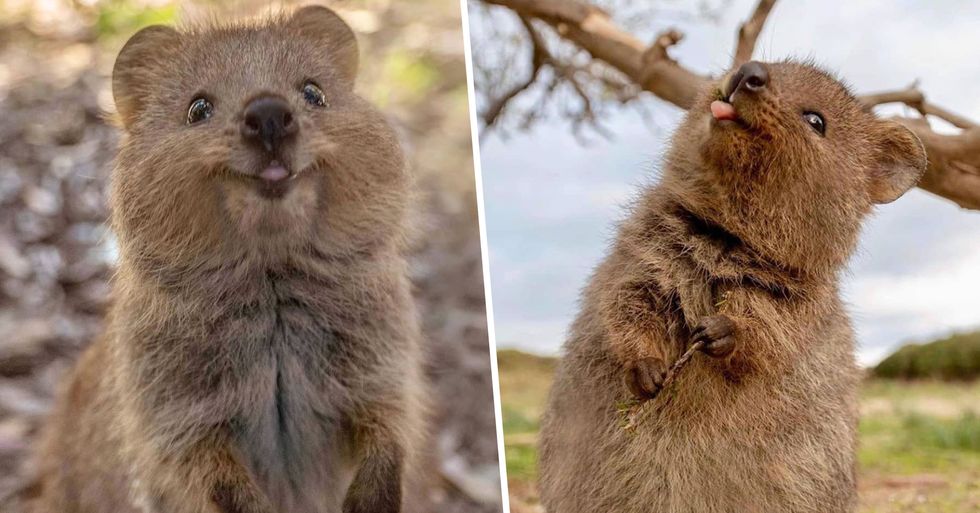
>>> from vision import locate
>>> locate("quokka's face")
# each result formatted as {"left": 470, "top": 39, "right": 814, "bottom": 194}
{"left": 110, "top": 6, "right": 407, "bottom": 262}
{"left": 685, "top": 60, "right": 926, "bottom": 218}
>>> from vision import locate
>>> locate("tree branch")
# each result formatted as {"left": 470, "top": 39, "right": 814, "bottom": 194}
{"left": 733, "top": 0, "right": 777, "bottom": 65}
{"left": 484, "top": 0, "right": 710, "bottom": 109}
{"left": 480, "top": 16, "right": 545, "bottom": 128}
{"left": 860, "top": 85, "right": 978, "bottom": 129}
{"left": 638, "top": 28, "right": 706, "bottom": 109}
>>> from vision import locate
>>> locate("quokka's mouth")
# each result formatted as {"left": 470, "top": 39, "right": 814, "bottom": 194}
{"left": 709, "top": 81, "right": 739, "bottom": 123}
{"left": 710, "top": 99, "right": 738, "bottom": 122}
{"left": 258, "top": 162, "right": 292, "bottom": 183}
{"left": 253, "top": 161, "right": 301, "bottom": 200}
{"left": 222, "top": 160, "right": 302, "bottom": 200}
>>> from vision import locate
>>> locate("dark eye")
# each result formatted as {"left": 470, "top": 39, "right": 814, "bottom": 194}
{"left": 186, "top": 97, "right": 213, "bottom": 124}
{"left": 803, "top": 111, "right": 825, "bottom": 135}
{"left": 302, "top": 81, "right": 327, "bottom": 107}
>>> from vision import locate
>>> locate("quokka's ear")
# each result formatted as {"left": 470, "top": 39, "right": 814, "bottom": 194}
{"left": 112, "top": 25, "right": 181, "bottom": 129}
{"left": 867, "top": 119, "right": 928, "bottom": 204}
{"left": 287, "top": 5, "right": 359, "bottom": 86}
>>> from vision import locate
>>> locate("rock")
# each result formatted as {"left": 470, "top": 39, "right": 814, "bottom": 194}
{"left": 0, "top": 239, "right": 30, "bottom": 279}
{"left": 22, "top": 186, "right": 61, "bottom": 217}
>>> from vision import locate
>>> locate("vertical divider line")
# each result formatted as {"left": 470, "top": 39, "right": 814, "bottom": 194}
{"left": 457, "top": 0, "right": 511, "bottom": 511}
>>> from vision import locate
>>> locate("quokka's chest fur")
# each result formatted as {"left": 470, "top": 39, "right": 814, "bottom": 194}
{"left": 233, "top": 310, "right": 359, "bottom": 511}
{"left": 117, "top": 264, "right": 411, "bottom": 506}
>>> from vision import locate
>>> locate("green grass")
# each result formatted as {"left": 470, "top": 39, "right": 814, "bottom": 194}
{"left": 858, "top": 379, "right": 980, "bottom": 476}
{"left": 502, "top": 404, "right": 539, "bottom": 434}
{"left": 505, "top": 441, "right": 539, "bottom": 482}
{"left": 859, "top": 412, "right": 980, "bottom": 473}
{"left": 370, "top": 50, "right": 441, "bottom": 108}
{"left": 500, "top": 349, "right": 980, "bottom": 512}
{"left": 498, "top": 350, "right": 554, "bottom": 485}
{"left": 94, "top": 0, "right": 178, "bottom": 39}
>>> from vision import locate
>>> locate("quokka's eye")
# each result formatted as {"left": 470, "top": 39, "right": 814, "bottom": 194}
{"left": 186, "top": 97, "right": 213, "bottom": 124}
{"left": 302, "top": 81, "right": 327, "bottom": 107}
{"left": 803, "top": 111, "right": 825, "bottom": 136}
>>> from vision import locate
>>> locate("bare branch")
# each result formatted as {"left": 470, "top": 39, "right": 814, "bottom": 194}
{"left": 733, "top": 0, "right": 778, "bottom": 65}
{"left": 481, "top": 69, "right": 540, "bottom": 130}
{"left": 922, "top": 105, "right": 978, "bottom": 130}
{"left": 636, "top": 29, "right": 706, "bottom": 109}
{"left": 859, "top": 85, "right": 925, "bottom": 111}
{"left": 861, "top": 85, "right": 977, "bottom": 129}
{"left": 485, "top": 0, "right": 710, "bottom": 109}
{"left": 480, "top": 16, "right": 546, "bottom": 129}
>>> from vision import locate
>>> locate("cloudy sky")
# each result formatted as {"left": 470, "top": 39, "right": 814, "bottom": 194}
{"left": 475, "top": 0, "right": 980, "bottom": 365}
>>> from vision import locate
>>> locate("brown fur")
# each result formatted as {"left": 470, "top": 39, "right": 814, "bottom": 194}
{"left": 538, "top": 60, "right": 927, "bottom": 513}
{"left": 27, "top": 6, "right": 424, "bottom": 513}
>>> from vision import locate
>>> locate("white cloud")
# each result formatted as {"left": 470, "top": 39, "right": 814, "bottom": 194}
{"left": 846, "top": 234, "right": 980, "bottom": 362}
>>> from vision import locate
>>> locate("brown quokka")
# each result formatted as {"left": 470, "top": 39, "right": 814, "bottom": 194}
{"left": 27, "top": 6, "right": 423, "bottom": 513}
{"left": 538, "top": 60, "right": 927, "bottom": 513}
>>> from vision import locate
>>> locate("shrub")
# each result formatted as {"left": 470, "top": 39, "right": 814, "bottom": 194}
{"left": 873, "top": 331, "right": 980, "bottom": 380}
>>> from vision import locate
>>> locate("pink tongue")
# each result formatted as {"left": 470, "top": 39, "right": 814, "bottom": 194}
{"left": 260, "top": 165, "right": 289, "bottom": 182}
{"left": 711, "top": 100, "right": 738, "bottom": 121}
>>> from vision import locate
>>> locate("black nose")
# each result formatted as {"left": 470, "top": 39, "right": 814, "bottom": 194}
{"left": 240, "top": 96, "right": 297, "bottom": 153}
{"left": 726, "top": 61, "right": 769, "bottom": 98}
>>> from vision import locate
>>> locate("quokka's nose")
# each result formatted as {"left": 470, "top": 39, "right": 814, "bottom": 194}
{"left": 726, "top": 61, "right": 769, "bottom": 98}
{"left": 240, "top": 96, "right": 298, "bottom": 153}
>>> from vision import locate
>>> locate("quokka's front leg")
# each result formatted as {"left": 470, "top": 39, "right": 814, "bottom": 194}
{"left": 342, "top": 441, "right": 404, "bottom": 513}
{"left": 165, "top": 429, "right": 274, "bottom": 513}
{"left": 691, "top": 313, "right": 737, "bottom": 358}
{"left": 597, "top": 274, "right": 675, "bottom": 400}
{"left": 688, "top": 288, "right": 795, "bottom": 378}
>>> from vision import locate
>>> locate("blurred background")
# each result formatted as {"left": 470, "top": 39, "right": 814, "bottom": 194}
{"left": 470, "top": 0, "right": 980, "bottom": 511}
{"left": 0, "top": 1, "right": 500, "bottom": 512}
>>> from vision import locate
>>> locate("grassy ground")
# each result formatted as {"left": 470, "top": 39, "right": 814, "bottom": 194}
{"left": 499, "top": 349, "right": 980, "bottom": 513}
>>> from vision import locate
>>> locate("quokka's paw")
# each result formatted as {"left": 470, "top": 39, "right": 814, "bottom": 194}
{"left": 692, "top": 314, "right": 737, "bottom": 358}
{"left": 624, "top": 357, "right": 668, "bottom": 400}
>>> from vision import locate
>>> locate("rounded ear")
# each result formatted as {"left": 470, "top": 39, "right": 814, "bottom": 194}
{"left": 287, "top": 5, "right": 359, "bottom": 85}
{"left": 113, "top": 25, "right": 181, "bottom": 129}
{"left": 867, "top": 120, "right": 928, "bottom": 204}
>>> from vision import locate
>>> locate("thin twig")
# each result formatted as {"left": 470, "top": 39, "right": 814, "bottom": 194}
{"left": 480, "top": 16, "right": 546, "bottom": 129}
{"left": 657, "top": 340, "right": 704, "bottom": 394}
{"left": 618, "top": 340, "right": 705, "bottom": 433}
